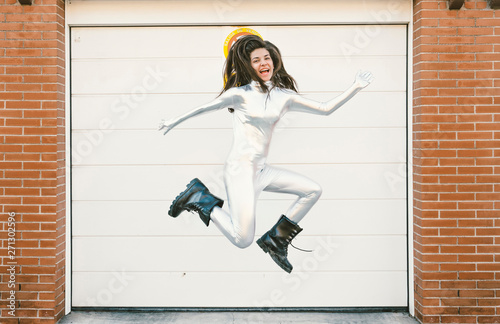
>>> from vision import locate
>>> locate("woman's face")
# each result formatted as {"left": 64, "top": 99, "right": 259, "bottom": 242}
{"left": 250, "top": 48, "right": 274, "bottom": 82}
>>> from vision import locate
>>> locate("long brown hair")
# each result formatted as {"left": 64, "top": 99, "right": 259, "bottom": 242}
{"left": 221, "top": 35, "right": 298, "bottom": 94}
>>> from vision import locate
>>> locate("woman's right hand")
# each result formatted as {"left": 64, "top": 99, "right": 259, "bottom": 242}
{"left": 354, "top": 70, "right": 374, "bottom": 89}
{"left": 158, "top": 119, "right": 175, "bottom": 135}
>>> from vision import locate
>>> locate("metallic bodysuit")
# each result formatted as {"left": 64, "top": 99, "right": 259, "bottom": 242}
{"left": 168, "top": 80, "right": 362, "bottom": 248}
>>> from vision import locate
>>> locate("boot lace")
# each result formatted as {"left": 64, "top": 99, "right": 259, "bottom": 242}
{"left": 287, "top": 233, "right": 313, "bottom": 253}
{"left": 186, "top": 203, "right": 202, "bottom": 213}
{"left": 290, "top": 242, "right": 313, "bottom": 253}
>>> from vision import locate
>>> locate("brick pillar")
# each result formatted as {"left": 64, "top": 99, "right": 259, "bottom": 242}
{"left": 413, "top": 0, "right": 499, "bottom": 323}
{"left": 0, "top": 0, "right": 66, "bottom": 323}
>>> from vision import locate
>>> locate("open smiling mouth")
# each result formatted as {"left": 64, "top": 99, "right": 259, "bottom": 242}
{"left": 260, "top": 68, "right": 270, "bottom": 76}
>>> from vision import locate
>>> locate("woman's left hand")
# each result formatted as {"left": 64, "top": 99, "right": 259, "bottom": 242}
{"left": 158, "top": 119, "right": 175, "bottom": 135}
{"left": 355, "top": 70, "right": 374, "bottom": 88}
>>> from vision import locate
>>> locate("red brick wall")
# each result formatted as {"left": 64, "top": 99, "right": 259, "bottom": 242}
{"left": 413, "top": 0, "right": 500, "bottom": 323}
{"left": 0, "top": 0, "right": 66, "bottom": 323}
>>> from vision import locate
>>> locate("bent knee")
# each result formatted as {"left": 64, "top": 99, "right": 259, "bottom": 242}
{"left": 308, "top": 183, "right": 323, "bottom": 200}
{"left": 234, "top": 235, "right": 254, "bottom": 249}
{"left": 315, "top": 185, "right": 323, "bottom": 198}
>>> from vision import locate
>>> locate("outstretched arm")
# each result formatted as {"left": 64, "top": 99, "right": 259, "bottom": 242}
{"left": 158, "top": 91, "right": 235, "bottom": 135}
{"left": 288, "top": 71, "right": 374, "bottom": 115}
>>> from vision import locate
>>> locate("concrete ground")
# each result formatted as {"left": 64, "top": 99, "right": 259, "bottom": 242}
{"left": 59, "top": 311, "right": 420, "bottom": 324}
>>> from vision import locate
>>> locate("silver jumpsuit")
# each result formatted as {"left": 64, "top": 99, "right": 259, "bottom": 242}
{"left": 168, "top": 80, "right": 362, "bottom": 248}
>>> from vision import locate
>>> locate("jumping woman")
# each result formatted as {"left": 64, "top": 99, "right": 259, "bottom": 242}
{"left": 159, "top": 35, "right": 373, "bottom": 273}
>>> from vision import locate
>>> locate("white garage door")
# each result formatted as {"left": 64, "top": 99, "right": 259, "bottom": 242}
{"left": 70, "top": 25, "right": 408, "bottom": 307}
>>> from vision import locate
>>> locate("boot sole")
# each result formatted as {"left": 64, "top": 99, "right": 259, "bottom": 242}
{"left": 256, "top": 238, "right": 270, "bottom": 253}
{"left": 168, "top": 178, "right": 200, "bottom": 217}
{"left": 256, "top": 238, "right": 292, "bottom": 273}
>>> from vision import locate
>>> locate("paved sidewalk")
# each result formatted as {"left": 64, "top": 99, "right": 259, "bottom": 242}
{"left": 59, "top": 311, "right": 420, "bottom": 324}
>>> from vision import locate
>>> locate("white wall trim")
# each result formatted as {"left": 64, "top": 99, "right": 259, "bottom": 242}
{"left": 65, "top": 0, "right": 413, "bottom": 312}
{"left": 64, "top": 0, "right": 72, "bottom": 315}
{"left": 407, "top": 2, "right": 415, "bottom": 317}
{"left": 67, "top": 0, "right": 411, "bottom": 26}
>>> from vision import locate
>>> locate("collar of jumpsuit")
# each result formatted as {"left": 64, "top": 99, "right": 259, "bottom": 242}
{"left": 250, "top": 80, "right": 273, "bottom": 88}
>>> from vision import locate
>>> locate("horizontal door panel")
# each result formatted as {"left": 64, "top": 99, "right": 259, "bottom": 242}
{"left": 71, "top": 164, "right": 407, "bottom": 201}
{"left": 71, "top": 91, "right": 406, "bottom": 130}
{"left": 72, "top": 270, "right": 407, "bottom": 307}
{"left": 71, "top": 56, "right": 405, "bottom": 94}
{"left": 71, "top": 128, "right": 406, "bottom": 165}
{"left": 72, "top": 199, "right": 407, "bottom": 236}
{"left": 72, "top": 235, "right": 407, "bottom": 272}
{"left": 71, "top": 25, "right": 407, "bottom": 59}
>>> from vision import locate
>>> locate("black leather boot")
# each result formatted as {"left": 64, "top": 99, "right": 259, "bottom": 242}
{"left": 168, "top": 178, "right": 224, "bottom": 227}
{"left": 256, "top": 215, "right": 302, "bottom": 273}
